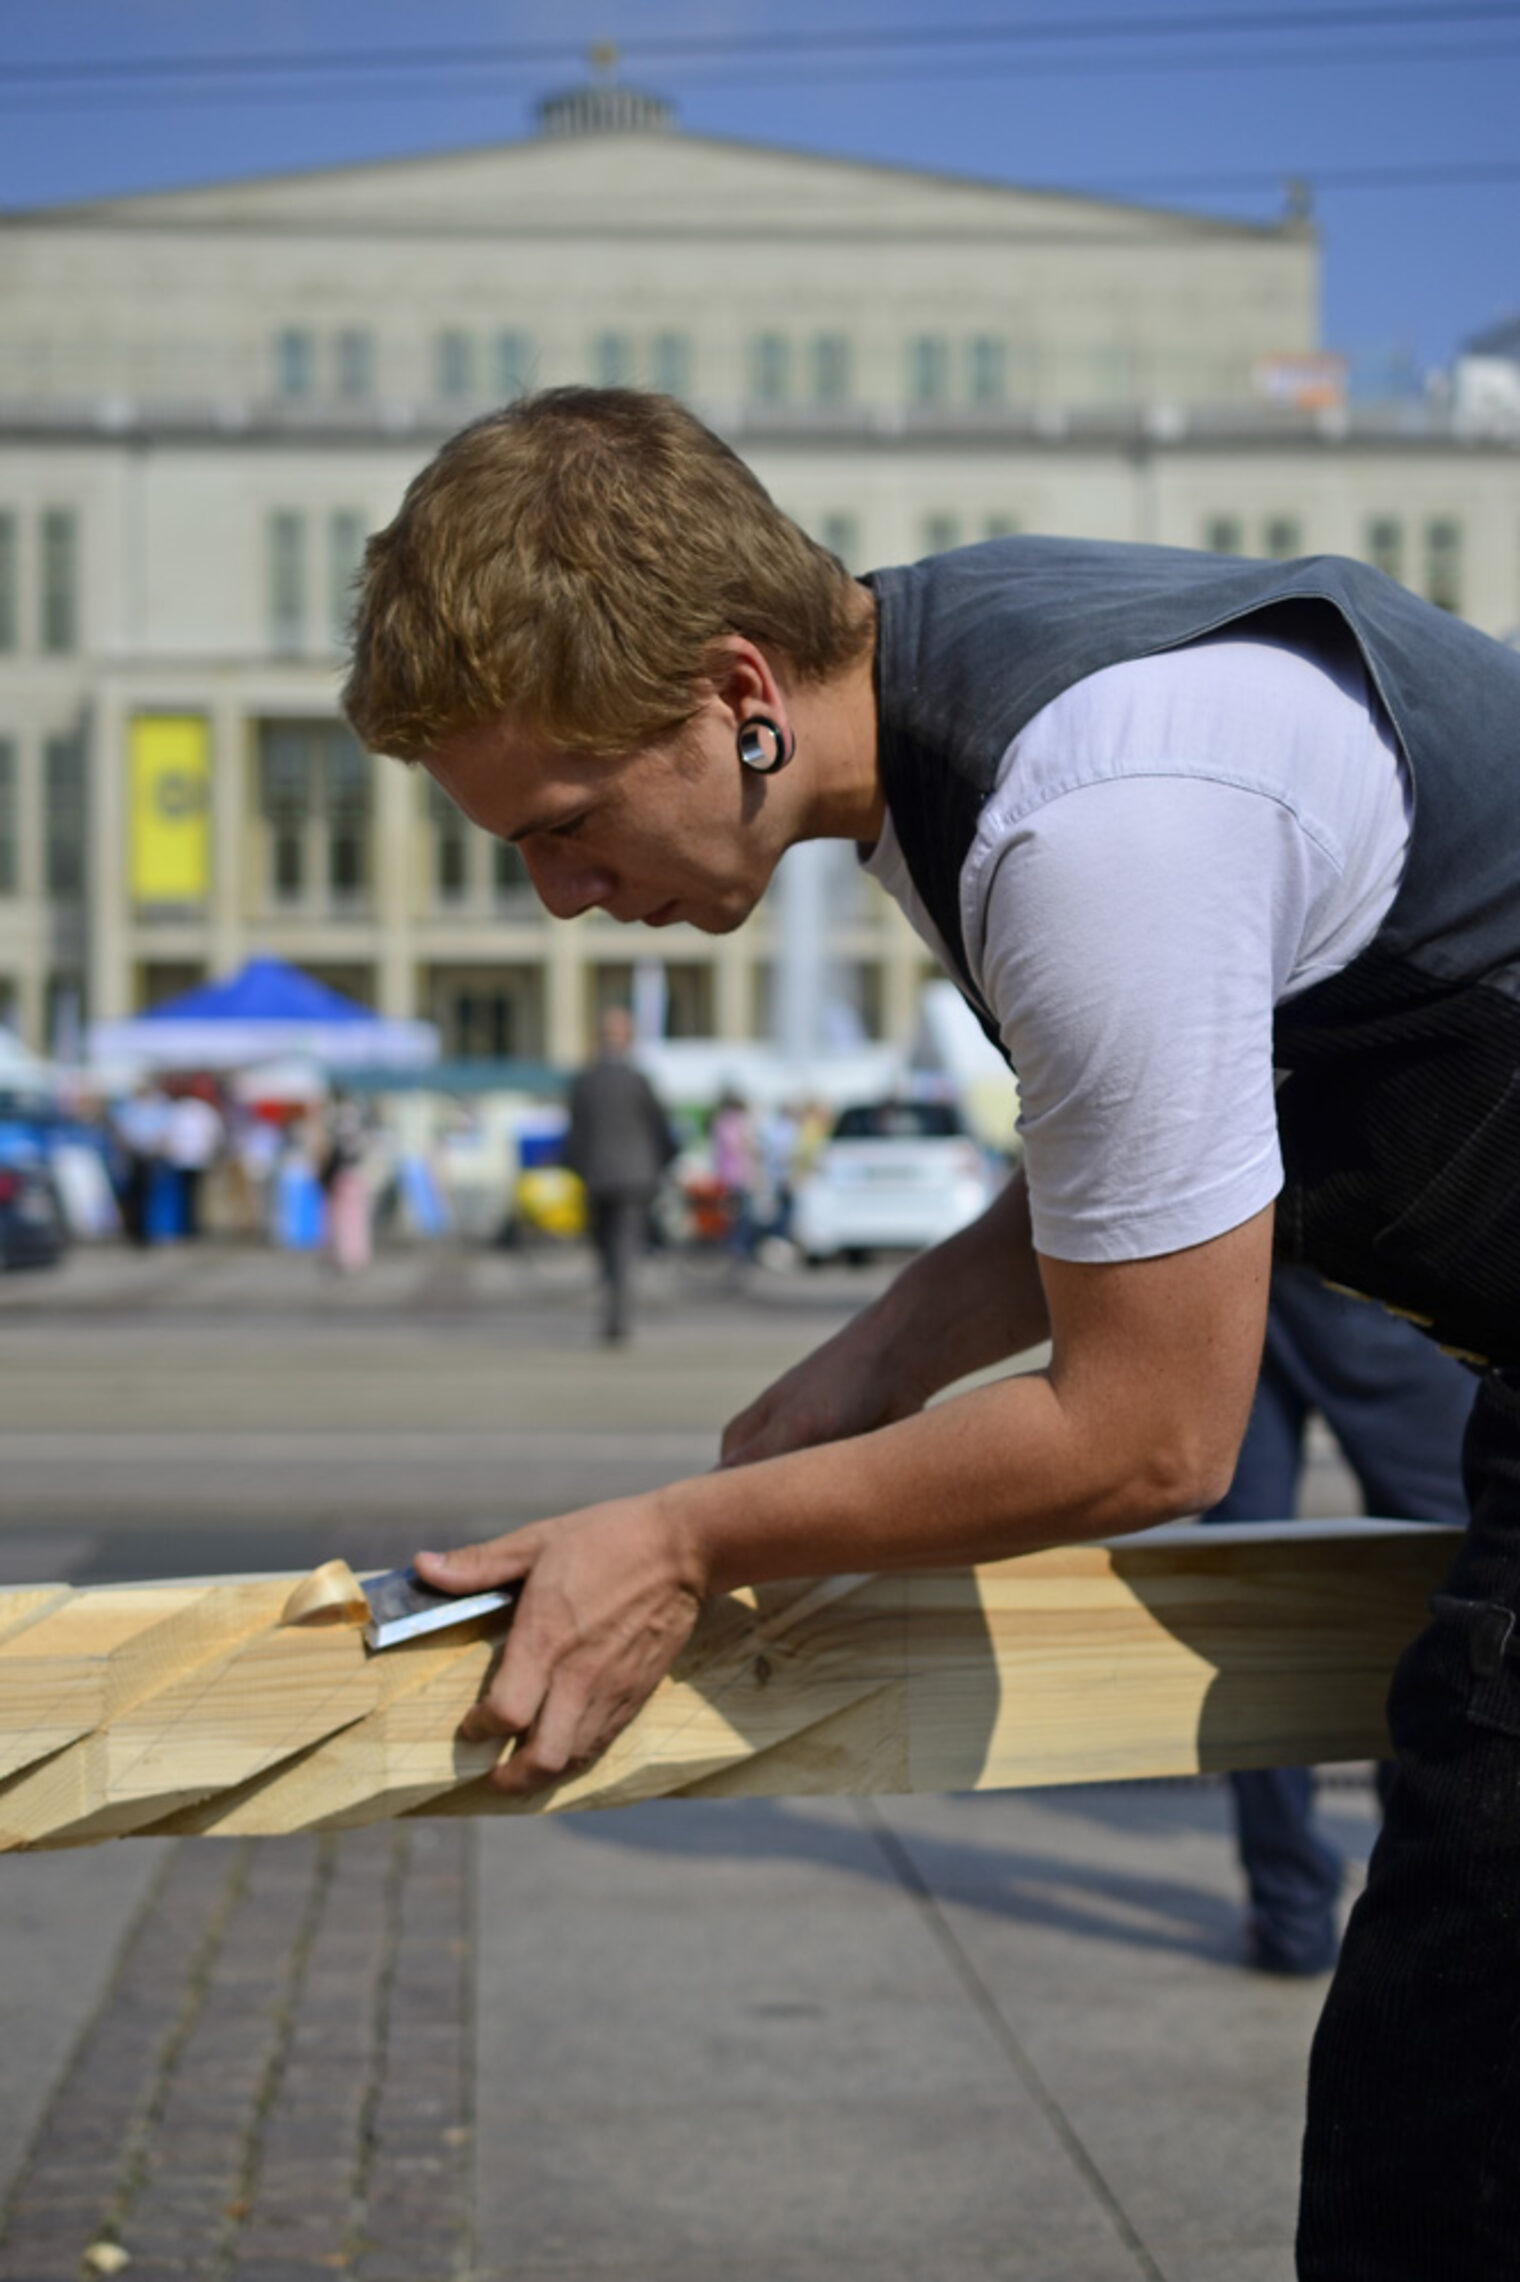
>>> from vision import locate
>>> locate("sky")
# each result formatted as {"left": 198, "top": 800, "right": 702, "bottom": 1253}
{"left": 3, "top": 1, "right": 1517, "bottom": 378}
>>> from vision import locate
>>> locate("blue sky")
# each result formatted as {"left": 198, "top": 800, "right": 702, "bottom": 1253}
{"left": 4, "top": 1, "right": 1517, "bottom": 374}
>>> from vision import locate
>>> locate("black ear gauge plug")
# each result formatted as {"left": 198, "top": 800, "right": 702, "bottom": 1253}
{"left": 736, "top": 716, "right": 792, "bottom": 773}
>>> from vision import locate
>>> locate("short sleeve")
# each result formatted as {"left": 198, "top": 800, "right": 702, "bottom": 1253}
{"left": 976, "top": 774, "right": 1331, "bottom": 1262}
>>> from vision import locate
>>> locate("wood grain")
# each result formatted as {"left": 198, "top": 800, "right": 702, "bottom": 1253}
{"left": 0, "top": 1521, "right": 1458, "bottom": 1849}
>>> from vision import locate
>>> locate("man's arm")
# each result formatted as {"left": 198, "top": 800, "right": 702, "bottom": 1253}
{"left": 415, "top": 1200, "right": 1274, "bottom": 1792}
{"left": 720, "top": 1167, "right": 1049, "bottom": 1466}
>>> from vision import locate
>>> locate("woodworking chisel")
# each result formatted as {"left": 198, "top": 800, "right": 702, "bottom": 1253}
{"left": 360, "top": 1566, "right": 520, "bottom": 1651}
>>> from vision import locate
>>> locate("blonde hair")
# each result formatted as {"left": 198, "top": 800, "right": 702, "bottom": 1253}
{"left": 343, "top": 388, "right": 871, "bottom": 759}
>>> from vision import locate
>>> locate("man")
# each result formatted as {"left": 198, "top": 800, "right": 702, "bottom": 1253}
{"left": 345, "top": 387, "right": 1520, "bottom": 2279}
{"left": 563, "top": 1004, "right": 674, "bottom": 1342}
{"left": 1207, "top": 1265, "right": 1475, "bottom": 1978}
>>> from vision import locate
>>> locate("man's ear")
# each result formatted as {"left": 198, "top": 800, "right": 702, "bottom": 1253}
{"left": 696, "top": 637, "right": 786, "bottom": 724}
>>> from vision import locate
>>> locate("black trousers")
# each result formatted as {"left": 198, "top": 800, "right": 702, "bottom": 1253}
{"left": 1207, "top": 1268, "right": 1474, "bottom": 1972}
{"left": 588, "top": 1189, "right": 651, "bottom": 1340}
{"left": 1298, "top": 1368, "right": 1520, "bottom": 2278}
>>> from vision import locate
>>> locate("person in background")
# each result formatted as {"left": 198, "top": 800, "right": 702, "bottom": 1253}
{"left": 708, "top": 1088, "right": 758, "bottom": 1262}
{"left": 319, "top": 1093, "right": 372, "bottom": 1274}
{"left": 563, "top": 1006, "right": 675, "bottom": 1343}
{"left": 1206, "top": 1264, "right": 1475, "bottom": 1975}
{"left": 163, "top": 1084, "right": 224, "bottom": 1240}
{"left": 111, "top": 1080, "right": 171, "bottom": 1246}
{"left": 756, "top": 1098, "right": 802, "bottom": 1247}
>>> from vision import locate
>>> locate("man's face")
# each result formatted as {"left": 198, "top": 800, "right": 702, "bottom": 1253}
{"left": 425, "top": 705, "right": 788, "bottom": 935}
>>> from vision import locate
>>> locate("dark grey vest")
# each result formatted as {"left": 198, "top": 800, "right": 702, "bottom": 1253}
{"left": 863, "top": 539, "right": 1520, "bottom": 1366}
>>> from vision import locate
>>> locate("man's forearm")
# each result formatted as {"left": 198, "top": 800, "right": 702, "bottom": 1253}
{"left": 857, "top": 1164, "right": 1049, "bottom": 1410}
{"left": 674, "top": 1363, "right": 1179, "bottom": 1599}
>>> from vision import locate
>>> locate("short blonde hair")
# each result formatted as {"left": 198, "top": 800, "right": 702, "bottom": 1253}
{"left": 343, "top": 388, "right": 871, "bottom": 759}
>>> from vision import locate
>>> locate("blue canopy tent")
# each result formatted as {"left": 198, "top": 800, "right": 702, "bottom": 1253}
{"left": 87, "top": 956, "right": 438, "bottom": 1073}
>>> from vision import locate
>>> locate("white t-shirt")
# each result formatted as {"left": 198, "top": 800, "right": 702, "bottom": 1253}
{"left": 864, "top": 626, "right": 1411, "bottom": 1263}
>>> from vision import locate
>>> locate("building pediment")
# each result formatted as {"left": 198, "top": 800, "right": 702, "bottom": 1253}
{"left": 36, "top": 124, "right": 1285, "bottom": 246}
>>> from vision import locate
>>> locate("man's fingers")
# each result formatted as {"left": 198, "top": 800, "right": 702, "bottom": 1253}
{"left": 459, "top": 1638, "right": 548, "bottom": 1744}
{"left": 414, "top": 1532, "right": 535, "bottom": 1595}
{"left": 487, "top": 1683, "right": 589, "bottom": 1794}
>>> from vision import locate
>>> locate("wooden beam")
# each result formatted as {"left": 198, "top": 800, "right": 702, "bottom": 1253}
{"left": 0, "top": 1522, "right": 1458, "bottom": 1851}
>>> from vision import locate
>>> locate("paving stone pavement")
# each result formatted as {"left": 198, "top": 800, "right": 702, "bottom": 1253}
{"left": 0, "top": 1827, "right": 474, "bottom": 2282}
{"left": 0, "top": 1245, "right": 1392, "bottom": 2280}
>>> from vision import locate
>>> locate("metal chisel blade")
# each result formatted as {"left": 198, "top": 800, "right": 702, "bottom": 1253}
{"left": 361, "top": 1566, "right": 520, "bottom": 1652}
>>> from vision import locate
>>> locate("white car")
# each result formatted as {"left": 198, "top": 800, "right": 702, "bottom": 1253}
{"left": 792, "top": 1099, "right": 1000, "bottom": 1264}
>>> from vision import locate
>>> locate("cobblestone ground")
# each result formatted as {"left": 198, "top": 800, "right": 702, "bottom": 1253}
{"left": 0, "top": 1825, "right": 474, "bottom": 2282}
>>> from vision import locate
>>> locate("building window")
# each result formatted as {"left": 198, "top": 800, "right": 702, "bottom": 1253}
{"left": 44, "top": 732, "right": 85, "bottom": 899}
{"left": 495, "top": 329, "right": 535, "bottom": 400}
{"left": 40, "top": 510, "right": 78, "bottom": 653}
{"left": 921, "top": 514, "right": 960, "bottom": 556}
{"left": 1426, "top": 518, "right": 1462, "bottom": 613}
{"left": 0, "top": 515, "right": 16, "bottom": 653}
{"left": 1204, "top": 515, "right": 1244, "bottom": 554}
{"left": 273, "top": 328, "right": 315, "bottom": 399}
{"left": 257, "top": 721, "right": 371, "bottom": 912}
{"left": 749, "top": 333, "right": 791, "bottom": 407}
{"left": 492, "top": 837, "right": 531, "bottom": 902}
{"left": 0, "top": 975, "right": 15, "bottom": 1033}
{"left": 435, "top": 330, "right": 475, "bottom": 400}
{"left": 334, "top": 329, "right": 374, "bottom": 401}
{"left": 968, "top": 336, "right": 1007, "bottom": 408}
{"left": 907, "top": 336, "right": 951, "bottom": 410}
{"left": 1263, "top": 516, "right": 1302, "bottom": 559}
{"left": 268, "top": 512, "right": 306, "bottom": 655}
{"left": 819, "top": 514, "right": 859, "bottom": 570}
{"left": 809, "top": 334, "right": 852, "bottom": 407}
{"left": 429, "top": 966, "right": 542, "bottom": 1060}
{"left": 427, "top": 778, "right": 471, "bottom": 906}
{"left": 328, "top": 511, "right": 366, "bottom": 649}
{"left": 662, "top": 963, "right": 714, "bottom": 1040}
{"left": 1366, "top": 517, "right": 1404, "bottom": 580}
{"left": 0, "top": 740, "right": 15, "bottom": 894}
{"left": 592, "top": 331, "right": 634, "bottom": 388}
{"left": 650, "top": 332, "right": 692, "bottom": 398}
{"left": 325, "top": 735, "right": 371, "bottom": 903}
{"left": 259, "top": 725, "right": 310, "bottom": 901}
{"left": 46, "top": 974, "right": 84, "bottom": 1059}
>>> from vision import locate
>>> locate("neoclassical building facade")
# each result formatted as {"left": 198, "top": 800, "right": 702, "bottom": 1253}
{"left": 1, "top": 86, "right": 1515, "bottom": 1060}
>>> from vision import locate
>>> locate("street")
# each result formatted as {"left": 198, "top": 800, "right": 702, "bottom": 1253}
{"left": 0, "top": 1243, "right": 1374, "bottom": 2282}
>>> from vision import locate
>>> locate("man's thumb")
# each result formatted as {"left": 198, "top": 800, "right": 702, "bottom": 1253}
{"left": 413, "top": 1540, "right": 519, "bottom": 1593}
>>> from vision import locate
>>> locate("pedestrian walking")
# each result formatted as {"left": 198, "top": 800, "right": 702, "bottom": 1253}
{"left": 319, "top": 1094, "right": 372, "bottom": 1274}
{"left": 1206, "top": 1264, "right": 1475, "bottom": 1976}
{"left": 563, "top": 1006, "right": 675, "bottom": 1342}
{"left": 346, "top": 385, "right": 1520, "bottom": 2279}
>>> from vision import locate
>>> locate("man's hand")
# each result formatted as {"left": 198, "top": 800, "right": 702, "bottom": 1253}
{"left": 413, "top": 1495, "right": 706, "bottom": 1796}
{"left": 719, "top": 1315, "right": 919, "bottom": 1467}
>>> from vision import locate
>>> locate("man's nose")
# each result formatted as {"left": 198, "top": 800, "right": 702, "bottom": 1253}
{"left": 521, "top": 843, "right": 614, "bottom": 920}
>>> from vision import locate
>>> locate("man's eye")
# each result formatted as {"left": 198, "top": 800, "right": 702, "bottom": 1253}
{"left": 551, "top": 814, "right": 586, "bottom": 839}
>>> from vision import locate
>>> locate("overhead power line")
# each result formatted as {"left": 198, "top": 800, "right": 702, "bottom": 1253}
{"left": 4, "top": 30, "right": 1518, "bottom": 122}
{"left": 4, "top": 1, "right": 1520, "bottom": 89}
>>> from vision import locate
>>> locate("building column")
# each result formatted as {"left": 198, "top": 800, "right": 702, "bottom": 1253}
{"left": 88, "top": 689, "right": 129, "bottom": 1022}
{"left": 209, "top": 688, "right": 245, "bottom": 980}
{"left": 713, "top": 934, "right": 750, "bottom": 1041}
{"left": 883, "top": 909, "right": 926, "bottom": 1049}
{"left": 545, "top": 918, "right": 584, "bottom": 1064}
{"left": 14, "top": 963, "right": 45, "bottom": 1054}
{"left": 374, "top": 751, "right": 415, "bottom": 1017}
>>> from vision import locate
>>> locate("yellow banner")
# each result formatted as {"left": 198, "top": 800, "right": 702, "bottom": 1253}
{"left": 129, "top": 715, "right": 209, "bottom": 904}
